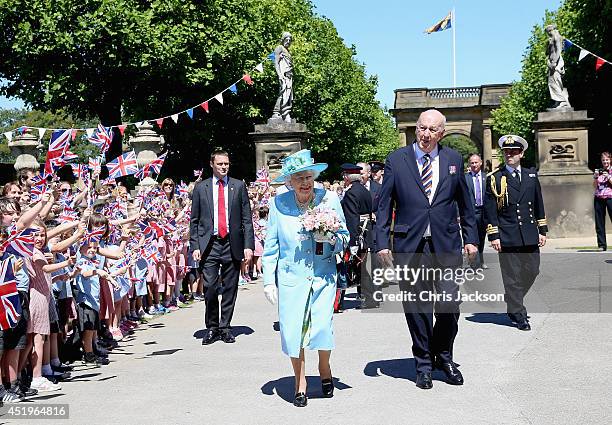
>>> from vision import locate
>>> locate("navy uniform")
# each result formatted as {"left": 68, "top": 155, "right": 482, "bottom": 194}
{"left": 340, "top": 163, "right": 377, "bottom": 308}
{"left": 484, "top": 135, "right": 548, "bottom": 331}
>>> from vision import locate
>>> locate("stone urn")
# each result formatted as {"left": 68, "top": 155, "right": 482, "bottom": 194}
{"left": 126, "top": 122, "right": 165, "bottom": 188}
{"left": 9, "top": 128, "right": 42, "bottom": 172}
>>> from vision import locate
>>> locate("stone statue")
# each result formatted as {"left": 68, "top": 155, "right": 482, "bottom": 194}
{"left": 545, "top": 24, "right": 571, "bottom": 109}
{"left": 270, "top": 32, "right": 294, "bottom": 123}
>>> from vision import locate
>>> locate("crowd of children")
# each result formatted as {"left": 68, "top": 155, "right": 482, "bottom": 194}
{"left": 0, "top": 167, "right": 203, "bottom": 403}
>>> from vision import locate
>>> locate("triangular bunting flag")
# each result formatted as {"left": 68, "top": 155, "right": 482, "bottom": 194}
{"left": 242, "top": 73, "right": 254, "bottom": 85}
{"left": 37, "top": 128, "right": 46, "bottom": 140}
{"left": 155, "top": 118, "right": 164, "bottom": 129}
{"left": 3, "top": 131, "right": 12, "bottom": 142}
{"left": 200, "top": 101, "right": 209, "bottom": 113}
{"left": 595, "top": 57, "right": 605, "bottom": 71}
{"left": 255, "top": 63, "right": 264, "bottom": 73}
{"left": 214, "top": 93, "right": 224, "bottom": 105}
{"left": 229, "top": 84, "right": 238, "bottom": 94}
{"left": 71, "top": 129, "right": 78, "bottom": 141}
{"left": 85, "top": 128, "right": 95, "bottom": 138}
{"left": 118, "top": 125, "right": 127, "bottom": 136}
{"left": 135, "top": 121, "right": 145, "bottom": 128}
{"left": 171, "top": 113, "right": 179, "bottom": 124}
{"left": 267, "top": 52, "right": 275, "bottom": 61}
{"left": 578, "top": 49, "right": 589, "bottom": 61}
{"left": 563, "top": 39, "right": 573, "bottom": 51}
{"left": 187, "top": 108, "right": 194, "bottom": 119}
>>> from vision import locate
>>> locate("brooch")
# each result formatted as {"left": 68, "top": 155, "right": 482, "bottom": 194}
{"left": 449, "top": 165, "right": 457, "bottom": 175}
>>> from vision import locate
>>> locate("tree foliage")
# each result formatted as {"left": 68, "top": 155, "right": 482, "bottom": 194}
{"left": 0, "top": 0, "right": 397, "bottom": 180}
{"left": 440, "top": 134, "right": 478, "bottom": 169}
{"left": 492, "top": 0, "right": 612, "bottom": 168}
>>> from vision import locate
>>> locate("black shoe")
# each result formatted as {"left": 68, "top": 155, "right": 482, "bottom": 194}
{"left": 16, "top": 380, "right": 37, "bottom": 398}
{"left": 359, "top": 301, "right": 380, "bottom": 310}
{"left": 517, "top": 319, "right": 531, "bottom": 331}
{"left": 202, "top": 329, "right": 221, "bottom": 345}
{"left": 51, "top": 363, "right": 73, "bottom": 373}
{"left": 83, "top": 352, "right": 109, "bottom": 365}
{"left": 415, "top": 372, "right": 433, "bottom": 389}
{"left": 321, "top": 378, "right": 334, "bottom": 398}
{"left": 221, "top": 330, "right": 235, "bottom": 344}
{"left": 293, "top": 392, "right": 308, "bottom": 407}
{"left": 435, "top": 361, "right": 464, "bottom": 385}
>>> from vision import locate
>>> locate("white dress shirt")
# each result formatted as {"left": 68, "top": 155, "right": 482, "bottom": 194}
{"left": 212, "top": 175, "right": 230, "bottom": 236}
{"left": 505, "top": 165, "right": 522, "bottom": 182}
{"left": 414, "top": 143, "right": 440, "bottom": 237}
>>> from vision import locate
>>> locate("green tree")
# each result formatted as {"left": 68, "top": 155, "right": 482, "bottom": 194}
{"left": 492, "top": 1, "right": 612, "bottom": 168}
{"left": 0, "top": 0, "right": 397, "bottom": 179}
{"left": 440, "top": 134, "right": 479, "bottom": 169}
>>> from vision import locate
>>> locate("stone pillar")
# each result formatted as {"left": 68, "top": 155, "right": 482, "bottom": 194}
{"left": 250, "top": 121, "right": 310, "bottom": 183}
{"left": 482, "top": 123, "right": 493, "bottom": 172}
{"left": 126, "top": 122, "right": 164, "bottom": 189}
{"left": 9, "top": 128, "right": 41, "bottom": 173}
{"left": 533, "top": 109, "right": 594, "bottom": 238}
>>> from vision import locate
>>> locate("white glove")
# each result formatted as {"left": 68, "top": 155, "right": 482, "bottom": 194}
{"left": 264, "top": 285, "right": 278, "bottom": 305}
{"left": 350, "top": 245, "right": 359, "bottom": 256}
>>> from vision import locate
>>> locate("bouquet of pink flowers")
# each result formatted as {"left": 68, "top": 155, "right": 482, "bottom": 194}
{"left": 299, "top": 205, "right": 341, "bottom": 243}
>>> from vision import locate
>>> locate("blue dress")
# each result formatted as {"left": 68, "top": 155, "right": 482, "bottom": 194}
{"left": 262, "top": 188, "right": 349, "bottom": 358}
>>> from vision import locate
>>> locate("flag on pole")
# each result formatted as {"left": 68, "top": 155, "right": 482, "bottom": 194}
{"left": 0, "top": 259, "right": 21, "bottom": 330}
{"left": 87, "top": 124, "right": 113, "bottom": 155}
{"left": 424, "top": 11, "right": 452, "bottom": 33}
{"left": 44, "top": 129, "right": 71, "bottom": 177}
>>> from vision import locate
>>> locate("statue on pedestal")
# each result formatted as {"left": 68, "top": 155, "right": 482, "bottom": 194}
{"left": 545, "top": 24, "right": 571, "bottom": 109}
{"left": 270, "top": 32, "right": 294, "bottom": 123}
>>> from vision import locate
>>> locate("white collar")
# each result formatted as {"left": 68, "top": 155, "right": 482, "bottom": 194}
{"left": 413, "top": 143, "right": 439, "bottom": 161}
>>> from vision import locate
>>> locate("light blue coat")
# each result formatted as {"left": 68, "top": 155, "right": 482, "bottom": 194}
{"left": 263, "top": 188, "right": 349, "bottom": 358}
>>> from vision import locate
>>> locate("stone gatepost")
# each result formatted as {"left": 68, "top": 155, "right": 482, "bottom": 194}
{"left": 9, "top": 128, "right": 41, "bottom": 173}
{"left": 533, "top": 109, "right": 594, "bottom": 237}
{"left": 126, "top": 122, "right": 165, "bottom": 189}
{"left": 250, "top": 121, "right": 310, "bottom": 183}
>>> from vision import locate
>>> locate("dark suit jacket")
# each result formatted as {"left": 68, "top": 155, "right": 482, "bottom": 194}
{"left": 189, "top": 176, "right": 255, "bottom": 261}
{"left": 341, "top": 181, "right": 373, "bottom": 248}
{"left": 484, "top": 166, "right": 547, "bottom": 247}
{"left": 464, "top": 171, "right": 486, "bottom": 208}
{"left": 368, "top": 179, "right": 382, "bottom": 213}
{"left": 375, "top": 143, "right": 478, "bottom": 264}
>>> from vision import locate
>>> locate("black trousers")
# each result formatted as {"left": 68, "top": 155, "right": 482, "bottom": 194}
{"left": 470, "top": 206, "right": 487, "bottom": 267}
{"left": 499, "top": 244, "right": 540, "bottom": 322}
{"left": 199, "top": 237, "right": 241, "bottom": 331}
{"left": 594, "top": 197, "right": 612, "bottom": 249}
{"left": 400, "top": 238, "right": 461, "bottom": 374}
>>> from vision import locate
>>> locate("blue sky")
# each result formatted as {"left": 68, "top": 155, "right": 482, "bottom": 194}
{"left": 0, "top": 0, "right": 562, "bottom": 111}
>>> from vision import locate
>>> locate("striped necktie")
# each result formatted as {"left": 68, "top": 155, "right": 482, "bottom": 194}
{"left": 421, "top": 154, "right": 432, "bottom": 197}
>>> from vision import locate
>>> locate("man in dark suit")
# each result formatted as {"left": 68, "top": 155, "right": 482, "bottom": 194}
{"left": 340, "top": 163, "right": 377, "bottom": 309}
{"left": 464, "top": 154, "right": 488, "bottom": 269}
{"left": 376, "top": 109, "right": 478, "bottom": 390}
{"left": 484, "top": 135, "right": 547, "bottom": 331}
{"left": 190, "top": 149, "right": 255, "bottom": 345}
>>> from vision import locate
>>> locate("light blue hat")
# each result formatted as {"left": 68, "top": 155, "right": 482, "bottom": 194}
{"left": 273, "top": 149, "right": 328, "bottom": 183}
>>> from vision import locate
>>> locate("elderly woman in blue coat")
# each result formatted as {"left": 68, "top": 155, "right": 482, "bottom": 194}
{"left": 262, "top": 149, "right": 349, "bottom": 407}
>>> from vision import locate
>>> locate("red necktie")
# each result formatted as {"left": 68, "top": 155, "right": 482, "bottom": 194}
{"left": 217, "top": 180, "right": 228, "bottom": 238}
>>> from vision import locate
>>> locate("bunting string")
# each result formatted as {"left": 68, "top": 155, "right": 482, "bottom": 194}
{"left": 563, "top": 38, "right": 611, "bottom": 71}
{"left": 2, "top": 50, "right": 273, "bottom": 142}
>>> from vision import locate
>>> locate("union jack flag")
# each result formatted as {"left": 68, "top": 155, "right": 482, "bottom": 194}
{"left": 83, "top": 224, "right": 106, "bottom": 245}
{"left": 255, "top": 167, "right": 270, "bottom": 186}
{"left": 88, "top": 157, "right": 102, "bottom": 174}
{"left": 70, "top": 164, "right": 89, "bottom": 180}
{"left": 44, "top": 129, "right": 71, "bottom": 177}
{"left": 1, "top": 228, "right": 36, "bottom": 258}
{"left": 29, "top": 173, "right": 47, "bottom": 188}
{"left": 88, "top": 124, "right": 113, "bottom": 154}
{"left": 29, "top": 182, "right": 49, "bottom": 203}
{"left": 141, "top": 245, "right": 161, "bottom": 266}
{"left": 106, "top": 151, "right": 139, "bottom": 179}
{"left": 148, "top": 152, "right": 167, "bottom": 175}
{"left": 194, "top": 169, "right": 203, "bottom": 178}
{"left": 62, "top": 150, "right": 79, "bottom": 162}
{"left": 134, "top": 163, "right": 152, "bottom": 180}
{"left": 176, "top": 181, "right": 189, "bottom": 197}
{"left": 59, "top": 207, "right": 79, "bottom": 223}
{"left": 0, "top": 259, "right": 21, "bottom": 330}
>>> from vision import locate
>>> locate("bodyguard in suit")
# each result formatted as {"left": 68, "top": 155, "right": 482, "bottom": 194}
{"left": 340, "top": 163, "right": 377, "bottom": 308}
{"left": 464, "top": 154, "right": 488, "bottom": 268}
{"left": 376, "top": 109, "right": 478, "bottom": 389}
{"left": 190, "top": 149, "right": 255, "bottom": 345}
{"left": 484, "top": 135, "right": 547, "bottom": 331}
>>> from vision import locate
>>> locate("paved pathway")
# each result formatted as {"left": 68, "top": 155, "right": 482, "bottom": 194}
{"left": 4, "top": 245, "right": 611, "bottom": 424}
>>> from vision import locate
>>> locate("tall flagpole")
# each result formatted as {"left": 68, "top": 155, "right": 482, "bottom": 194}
{"left": 452, "top": 7, "right": 456, "bottom": 91}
